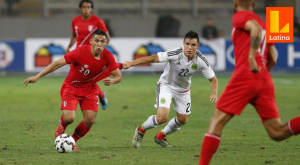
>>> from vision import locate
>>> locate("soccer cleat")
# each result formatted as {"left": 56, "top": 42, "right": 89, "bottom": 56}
{"left": 100, "top": 91, "right": 108, "bottom": 110}
{"left": 73, "top": 144, "right": 78, "bottom": 151}
{"left": 132, "top": 127, "right": 144, "bottom": 148}
{"left": 154, "top": 135, "right": 173, "bottom": 148}
{"left": 55, "top": 123, "right": 66, "bottom": 138}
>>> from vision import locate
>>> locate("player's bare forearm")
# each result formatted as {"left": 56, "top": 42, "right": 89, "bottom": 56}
{"left": 103, "top": 69, "right": 122, "bottom": 86}
{"left": 248, "top": 36, "right": 261, "bottom": 73}
{"left": 245, "top": 20, "right": 262, "bottom": 73}
{"left": 37, "top": 58, "right": 67, "bottom": 78}
{"left": 208, "top": 76, "right": 218, "bottom": 103}
{"left": 23, "top": 57, "right": 67, "bottom": 86}
{"left": 123, "top": 55, "right": 159, "bottom": 69}
{"left": 66, "top": 34, "right": 76, "bottom": 53}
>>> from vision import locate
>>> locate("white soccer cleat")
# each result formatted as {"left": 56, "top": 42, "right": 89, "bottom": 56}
{"left": 132, "top": 127, "right": 144, "bottom": 148}
{"left": 154, "top": 136, "right": 173, "bottom": 148}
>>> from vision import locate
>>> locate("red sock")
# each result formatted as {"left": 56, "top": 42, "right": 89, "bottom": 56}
{"left": 288, "top": 117, "right": 300, "bottom": 135}
{"left": 60, "top": 115, "right": 68, "bottom": 128}
{"left": 138, "top": 126, "right": 146, "bottom": 135}
{"left": 199, "top": 133, "right": 221, "bottom": 165}
{"left": 72, "top": 121, "right": 92, "bottom": 142}
{"left": 156, "top": 131, "right": 166, "bottom": 140}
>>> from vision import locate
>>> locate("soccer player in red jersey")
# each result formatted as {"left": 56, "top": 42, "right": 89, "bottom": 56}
{"left": 23, "top": 29, "right": 121, "bottom": 151}
{"left": 66, "top": 0, "right": 111, "bottom": 110}
{"left": 199, "top": 0, "right": 300, "bottom": 164}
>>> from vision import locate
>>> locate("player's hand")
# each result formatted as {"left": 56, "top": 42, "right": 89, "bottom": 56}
{"left": 23, "top": 76, "right": 39, "bottom": 86}
{"left": 102, "top": 77, "right": 113, "bottom": 86}
{"left": 249, "top": 57, "right": 261, "bottom": 73}
{"left": 122, "top": 61, "right": 133, "bottom": 69}
{"left": 65, "top": 48, "right": 70, "bottom": 54}
{"left": 250, "top": 66, "right": 261, "bottom": 73}
{"left": 210, "top": 94, "right": 218, "bottom": 103}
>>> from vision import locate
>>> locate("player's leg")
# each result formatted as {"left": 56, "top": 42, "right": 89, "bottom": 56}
{"left": 72, "top": 110, "right": 97, "bottom": 142}
{"left": 154, "top": 112, "right": 188, "bottom": 148}
{"left": 56, "top": 83, "right": 78, "bottom": 138}
{"left": 263, "top": 118, "right": 295, "bottom": 141}
{"left": 200, "top": 78, "right": 253, "bottom": 165}
{"left": 132, "top": 83, "right": 171, "bottom": 148}
{"left": 155, "top": 91, "right": 190, "bottom": 147}
{"left": 253, "top": 79, "right": 300, "bottom": 141}
{"left": 157, "top": 112, "right": 188, "bottom": 139}
{"left": 199, "top": 109, "right": 233, "bottom": 165}
{"left": 132, "top": 107, "right": 170, "bottom": 148}
{"left": 55, "top": 110, "right": 76, "bottom": 138}
{"left": 71, "top": 85, "right": 99, "bottom": 150}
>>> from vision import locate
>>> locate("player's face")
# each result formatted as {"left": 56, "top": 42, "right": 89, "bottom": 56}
{"left": 90, "top": 35, "right": 107, "bottom": 54}
{"left": 183, "top": 38, "right": 200, "bottom": 58}
{"left": 80, "top": 2, "right": 92, "bottom": 18}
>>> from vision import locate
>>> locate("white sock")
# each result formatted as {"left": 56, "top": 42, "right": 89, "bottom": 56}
{"left": 142, "top": 115, "right": 158, "bottom": 131}
{"left": 162, "top": 117, "right": 184, "bottom": 135}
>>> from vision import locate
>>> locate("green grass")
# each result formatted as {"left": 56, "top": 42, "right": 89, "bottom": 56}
{"left": 0, "top": 74, "right": 300, "bottom": 165}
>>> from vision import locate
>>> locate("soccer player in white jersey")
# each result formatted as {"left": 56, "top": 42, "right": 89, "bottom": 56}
{"left": 123, "top": 31, "right": 218, "bottom": 148}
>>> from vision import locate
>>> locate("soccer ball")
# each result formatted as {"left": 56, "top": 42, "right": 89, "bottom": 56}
{"left": 54, "top": 134, "right": 75, "bottom": 153}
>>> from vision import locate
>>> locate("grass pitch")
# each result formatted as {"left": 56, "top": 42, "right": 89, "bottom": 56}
{"left": 0, "top": 74, "right": 300, "bottom": 165}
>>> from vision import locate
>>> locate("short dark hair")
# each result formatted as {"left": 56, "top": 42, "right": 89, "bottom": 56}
{"left": 184, "top": 31, "right": 200, "bottom": 43}
{"left": 91, "top": 29, "right": 107, "bottom": 38}
{"left": 79, "top": 0, "right": 93, "bottom": 8}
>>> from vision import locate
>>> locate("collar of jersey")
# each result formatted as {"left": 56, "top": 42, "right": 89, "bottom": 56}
{"left": 182, "top": 52, "right": 196, "bottom": 64}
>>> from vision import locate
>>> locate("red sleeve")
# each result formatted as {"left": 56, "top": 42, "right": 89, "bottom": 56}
{"left": 105, "top": 50, "right": 117, "bottom": 71}
{"left": 71, "top": 18, "right": 76, "bottom": 33}
{"left": 64, "top": 48, "right": 80, "bottom": 64}
{"left": 233, "top": 12, "right": 252, "bottom": 29}
{"left": 97, "top": 18, "right": 108, "bottom": 33}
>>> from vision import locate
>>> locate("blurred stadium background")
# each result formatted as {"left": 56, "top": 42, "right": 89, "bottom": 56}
{"left": 0, "top": 0, "right": 299, "bottom": 73}
{"left": 0, "top": 0, "right": 298, "bottom": 38}
{"left": 0, "top": 0, "right": 300, "bottom": 164}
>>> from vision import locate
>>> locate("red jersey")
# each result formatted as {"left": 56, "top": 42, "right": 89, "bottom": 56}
{"left": 232, "top": 11, "right": 273, "bottom": 79}
{"left": 72, "top": 15, "right": 108, "bottom": 48}
{"left": 64, "top": 45, "right": 117, "bottom": 88}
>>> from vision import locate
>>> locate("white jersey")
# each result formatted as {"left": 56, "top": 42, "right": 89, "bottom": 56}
{"left": 157, "top": 47, "right": 215, "bottom": 92}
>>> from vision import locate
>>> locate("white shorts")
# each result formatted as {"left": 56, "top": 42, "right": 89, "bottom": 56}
{"left": 154, "top": 83, "right": 191, "bottom": 115}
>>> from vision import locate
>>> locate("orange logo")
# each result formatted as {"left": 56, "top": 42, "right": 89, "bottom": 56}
{"left": 266, "top": 7, "right": 293, "bottom": 43}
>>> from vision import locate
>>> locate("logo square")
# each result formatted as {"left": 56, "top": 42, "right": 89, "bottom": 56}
{"left": 266, "top": 7, "right": 293, "bottom": 43}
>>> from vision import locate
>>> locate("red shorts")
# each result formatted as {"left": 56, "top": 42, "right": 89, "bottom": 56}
{"left": 216, "top": 77, "right": 279, "bottom": 122}
{"left": 60, "top": 82, "right": 100, "bottom": 111}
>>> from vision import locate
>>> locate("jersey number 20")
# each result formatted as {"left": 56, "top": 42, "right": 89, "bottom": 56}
{"left": 79, "top": 67, "right": 90, "bottom": 76}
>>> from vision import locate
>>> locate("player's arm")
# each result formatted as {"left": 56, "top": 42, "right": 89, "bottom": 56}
{"left": 208, "top": 76, "right": 218, "bottom": 103}
{"left": 23, "top": 57, "right": 67, "bottom": 86}
{"left": 66, "top": 32, "right": 77, "bottom": 53}
{"left": 244, "top": 19, "right": 262, "bottom": 73}
{"left": 102, "top": 69, "right": 122, "bottom": 86}
{"left": 266, "top": 45, "right": 277, "bottom": 72}
{"left": 122, "top": 55, "right": 159, "bottom": 69}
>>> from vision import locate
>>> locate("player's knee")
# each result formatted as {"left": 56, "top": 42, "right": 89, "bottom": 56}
{"left": 268, "top": 132, "right": 285, "bottom": 141}
{"left": 64, "top": 116, "right": 75, "bottom": 124}
{"left": 156, "top": 116, "right": 168, "bottom": 124}
{"left": 177, "top": 118, "right": 188, "bottom": 125}
{"left": 84, "top": 119, "right": 95, "bottom": 127}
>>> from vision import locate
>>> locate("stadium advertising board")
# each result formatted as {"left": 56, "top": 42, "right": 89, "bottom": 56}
{"left": 0, "top": 40, "right": 24, "bottom": 72}
{"left": 25, "top": 38, "right": 225, "bottom": 72}
{"left": 225, "top": 40, "right": 300, "bottom": 70}
{"left": 25, "top": 38, "right": 72, "bottom": 72}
